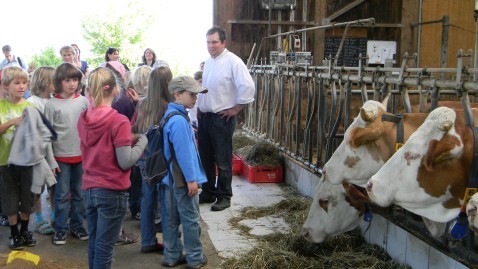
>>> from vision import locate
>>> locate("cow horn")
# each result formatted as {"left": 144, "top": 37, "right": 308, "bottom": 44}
{"left": 360, "top": 108, "right": 376, "bottom": 122}
{"left": 438, "top": 121, "right": 453, "bottom": 132}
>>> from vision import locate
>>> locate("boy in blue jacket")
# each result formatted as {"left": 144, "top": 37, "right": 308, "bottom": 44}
{"left": 160, "top": 76, "right": 208, "bottom": 269}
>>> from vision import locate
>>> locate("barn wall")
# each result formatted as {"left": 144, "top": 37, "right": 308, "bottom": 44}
{"left": 419, "top": 0, "right": 475, "bottom": 68}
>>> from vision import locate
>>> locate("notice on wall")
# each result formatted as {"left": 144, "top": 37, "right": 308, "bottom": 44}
{"left": 324, "top": 37, "right": 367, "bottom": 67}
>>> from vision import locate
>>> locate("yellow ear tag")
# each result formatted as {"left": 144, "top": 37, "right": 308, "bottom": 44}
{"left": 464, "top": 188, "right": 478, "bottom": 206}
{"left": 395, "top": 143, "right": 403, "bottom": 151}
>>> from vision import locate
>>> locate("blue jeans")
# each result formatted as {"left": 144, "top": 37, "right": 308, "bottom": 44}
{"left": 83, "top": 188, "right": 127, "bottom": 269}
{"left": 54, "top": 162, "right": 84, "bottom": 232}
{"left": 160, "top": 184, "right": 203, "bottom": 266}
{"left": 139, "top": 159, "right": 160, "bottom": 247}
{"left": 198, "top": 113, "right": 236, "bottom": 201}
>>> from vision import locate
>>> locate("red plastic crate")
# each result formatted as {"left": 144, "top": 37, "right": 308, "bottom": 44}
{"left": 241, "top": 162, "right": 283, "bottom": 183}
{"left": 216, "top": 154, "right": 243, "bottom": 175}
{"left": 232, "top": 154, "right": 242, "bottom": 175}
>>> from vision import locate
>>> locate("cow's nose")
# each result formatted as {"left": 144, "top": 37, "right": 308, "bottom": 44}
{"left": 301, "top": 228, "right": 310, "bottom": 239}
{"left": 366, "top": 181, "right": 373, "bottom": 192}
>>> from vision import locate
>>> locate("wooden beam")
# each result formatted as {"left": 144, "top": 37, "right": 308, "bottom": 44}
{"left": 227, "top": 19, "right": 318, "bottom": 26}
{"left": 325, "top": 0, "right": 366, "bottom": 23}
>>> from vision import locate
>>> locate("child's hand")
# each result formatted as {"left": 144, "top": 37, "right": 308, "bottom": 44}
{"left": 52, "top": 167, "right": 60, "bottom": 177}
{"left": 11, "top": 116, "right": 23, "bottom": 126}
{"left": 131, "top": 134, "right": 142, "bottom": 145}
{"left": 126, "top": 88, "right": 139, "bottom": 102}
{"left": 187, "top": 181, "right": 199, "bottom": 197}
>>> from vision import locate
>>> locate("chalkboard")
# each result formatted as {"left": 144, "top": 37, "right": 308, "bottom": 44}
{"left": 324, "top": 37, "right": 367, "bottom": 67}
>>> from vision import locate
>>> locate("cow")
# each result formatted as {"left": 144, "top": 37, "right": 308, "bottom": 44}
{"left": 466, "top": 193, "right": 478, "bottom": 233}
{"left": 324, "top": 100, "right": 429, "bottom": 186}
{"left": 303, "top": 100, "right": 475, "bottom": 242}
{"left": 301, "top": 179, "right": 369, "bottom": 243}
{"left": 366, "top": 107, "right": 473, "bottom": 223}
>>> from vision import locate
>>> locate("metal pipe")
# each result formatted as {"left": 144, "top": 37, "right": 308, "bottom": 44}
{"left": 417, "top": 0, "right": 423, "bottom": 66}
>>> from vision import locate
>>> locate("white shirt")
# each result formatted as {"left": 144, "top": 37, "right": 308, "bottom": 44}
{"left": 198, "top": 49, "right": 255, "bottom": 113}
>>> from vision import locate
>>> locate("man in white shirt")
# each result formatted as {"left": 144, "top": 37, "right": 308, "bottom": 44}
{"left": 0, "top": 45, "right": 27, "bottom": 71}
{"left": 197, "top": 26, "right": 255, "bottom": 211}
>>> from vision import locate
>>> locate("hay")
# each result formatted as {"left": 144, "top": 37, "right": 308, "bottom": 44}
{"left": 243, "top": 142, "right": 281, "bottom": 167}
{"left": 233, "top": 134, "right": 257, "bottom": 151}
{"left": 222, "top": 186, "right": 410, "bottom": 269}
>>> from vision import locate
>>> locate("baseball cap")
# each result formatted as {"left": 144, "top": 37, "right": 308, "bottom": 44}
{"left": 168, "top": 76, "right": 208, "bottom": 94}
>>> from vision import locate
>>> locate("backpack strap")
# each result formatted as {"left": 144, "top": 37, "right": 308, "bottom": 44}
{"left": 17, "top": 57, "right": 23, "bottom": 69}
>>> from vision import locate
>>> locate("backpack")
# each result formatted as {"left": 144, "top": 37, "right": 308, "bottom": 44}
{"left": 142, "top": 111, "right": 187, "bottom": 185}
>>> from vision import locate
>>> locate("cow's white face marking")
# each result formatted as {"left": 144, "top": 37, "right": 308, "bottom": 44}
{"left": 302, "top": 180, "right": 361, "bottom": 243}
{"left": 325, "top": 101, "right": 387, "bottom": 186}
{"left": 367, "top": 107, "right": 461, "bottom": 222}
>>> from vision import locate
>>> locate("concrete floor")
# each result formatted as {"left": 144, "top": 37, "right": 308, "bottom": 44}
{"left": 0, "top": 175, "right": 288, "bottom": 268}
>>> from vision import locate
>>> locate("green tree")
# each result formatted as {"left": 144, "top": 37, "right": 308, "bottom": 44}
{"left": 80, "top": 1, "right": 153, "bottom": 68}
{"left": 29, "top": 47, "right": 63, "bottom": 68}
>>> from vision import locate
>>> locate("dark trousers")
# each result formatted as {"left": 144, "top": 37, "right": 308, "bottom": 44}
{"left": 198, "top": 112, "right": 236, "bottom": 201}
{"left": 129, "top": 165, "right": 142, "bottom": 215}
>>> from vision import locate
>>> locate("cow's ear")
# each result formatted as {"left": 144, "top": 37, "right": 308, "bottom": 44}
{"left": 423, "top": 136, "right": 462, "bottom": 170}
{"left": 349, "top": 126, "right": 382, "bottom": 148}
{"left": 344, "top": 183, "right": 370, "bottom": 202}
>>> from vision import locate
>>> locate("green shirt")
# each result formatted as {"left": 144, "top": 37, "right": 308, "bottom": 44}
{"left": 0, "top": 99, "right": 33, "bottom": 166}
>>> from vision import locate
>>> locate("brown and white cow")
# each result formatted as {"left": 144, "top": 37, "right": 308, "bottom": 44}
{"left": 366, "top": 107, "right": 473, "bottom": 223}
{"left": 301, "top": 179, "right": 369, "bottom": 243}
{"left": 324, "top": 100, "right": 429, "bottom": 186}
{"left": 303, "top": 100, "right": 475, "bottom": 242}
{"left": 466, "top": 193, "right": 478, "bottom": 233}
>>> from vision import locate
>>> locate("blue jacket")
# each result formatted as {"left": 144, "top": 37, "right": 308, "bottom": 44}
{"left": 162, "top": 102, "right": 207, "bottom": 186}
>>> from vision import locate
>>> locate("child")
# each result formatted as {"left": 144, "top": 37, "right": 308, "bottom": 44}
{"left": 132, "top": 66, "right": 172, "bottom": 253}
{"left": 160, "top": 76, "right": 208, "bottom": 268}
{"left": 26, "top": 66, "right": 57, "bottom": 235}
{"left": 77, "top": 67, "right": 147, "bottom": 268}
{"left": 0, "top": 66, "right": 36, "bottom": 250}
{"left": 44, "top": 63, "right": 89, "bottom": 245}
{"left": 126, "top": 65, "right": 152, "bottom": 222}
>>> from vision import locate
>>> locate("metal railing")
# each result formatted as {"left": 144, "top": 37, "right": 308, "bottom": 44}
{"left": 242, "top": 49, "right": 478, "bottom": 266}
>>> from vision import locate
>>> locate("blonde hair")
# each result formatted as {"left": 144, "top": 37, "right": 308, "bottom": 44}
{"left": 59, "top": 45, "right": 76, "bottom": 57}
{"left": 30, "top": 66, "right": 55, "bottom": 97}
{"left": 1, "top": 66, "right": 28, "bottom": 85}
{"left": 133, "top": 66, "right": 172, "bottom": 133}
{"left": 132, "top": 65, "right": 152, "bottom": 96}
{"left": 87, "top": 67, "right": 117, "bottom": 107}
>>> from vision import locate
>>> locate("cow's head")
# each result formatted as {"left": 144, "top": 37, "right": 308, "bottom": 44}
{"left": 366, "top": 107, "right": 466, "bottom": 222}
{"left": 302, "top": 178, "right": 369, "bottom": 243}
{"left": 467, "top": 194, "right": 478, "bottom": 233}
{"left": 324, "top": 100, "right": 394, "bottom": 185}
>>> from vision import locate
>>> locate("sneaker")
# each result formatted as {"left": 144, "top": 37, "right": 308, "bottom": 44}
{"left": 141, "top": 242, "right": 164, "bottom": 253}
{"left": 187, "top": 255, "right": 208, "bottom": 269}
{"left": 9, "top": 234, "right": 24, "bottom": 250}
{"left": 115, "top": 229, "right": 138, "bottom": 246}
{"left": 162, "top": 254, "right": 187, "bottom": 267}
{"left": 22, "top": 231, "right": 37, "bottom": 247}
{"left": 70, "top": 226, "right": 89, "bottom": 240}
{"left": 0, "top": 215, "right": 9, "bottom": 226}
{"left": 131, "top": 211, "right": 141, "bottom": 221}
{"left": 198, "top": 193, "right": 216, "bottom": 204}
{"left": 211, "top": 199, "right": 230, "bottom": 211}
{"left": 52, "top": 231, "right": 67, "bottom": 245}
